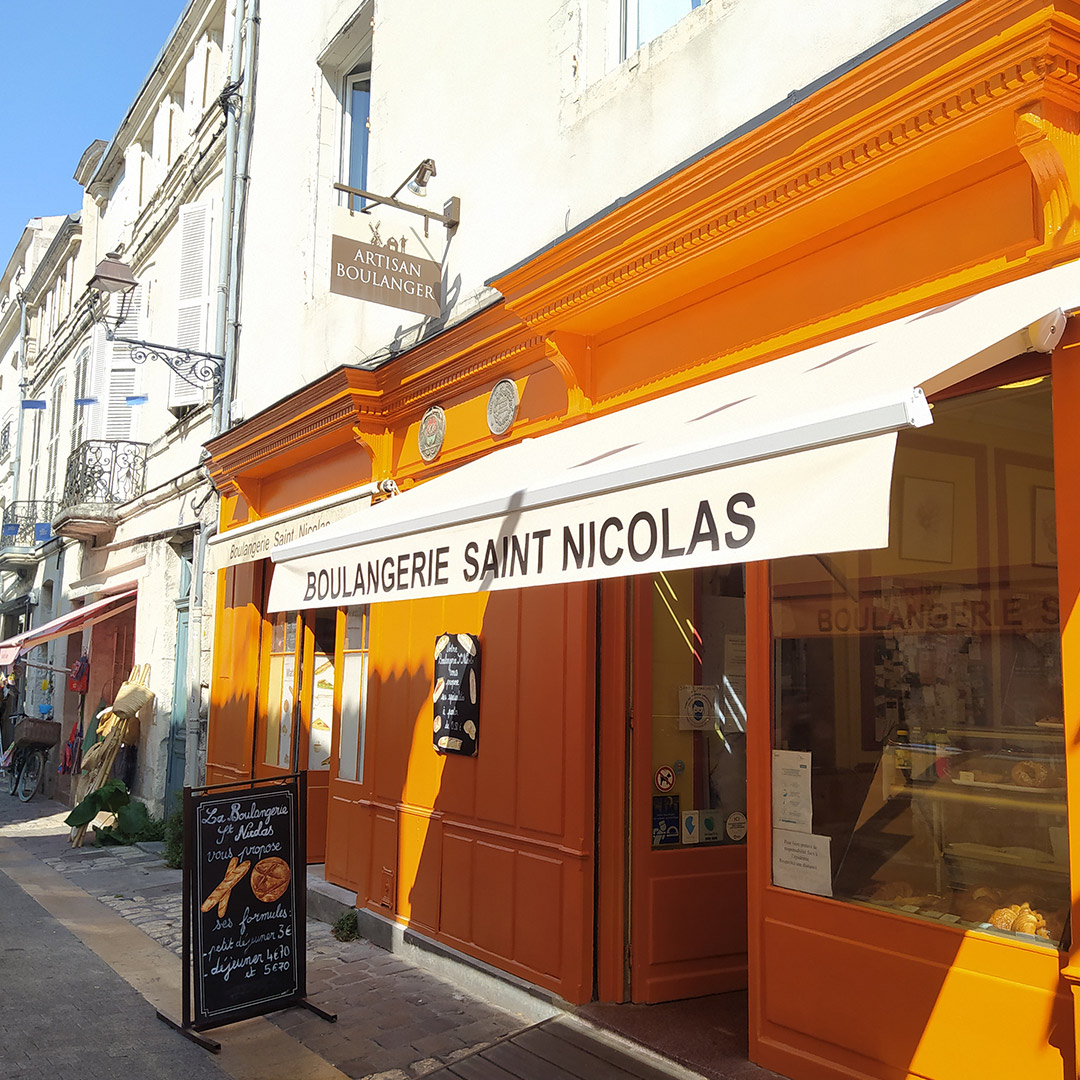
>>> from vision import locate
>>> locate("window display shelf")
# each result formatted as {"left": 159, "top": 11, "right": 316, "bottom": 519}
{"left": 888, "top": 778, "right": 1067, "bottom": 814}
{"left": 942, "top": 727, "right": 1062, "bottom": 745}
{"left": 944, "top": 841, "right": 1067, "bottom": 874}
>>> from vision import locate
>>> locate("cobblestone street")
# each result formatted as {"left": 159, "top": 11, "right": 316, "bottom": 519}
{"left": 1, "top": 793, "right": 752, "bottom": 1080}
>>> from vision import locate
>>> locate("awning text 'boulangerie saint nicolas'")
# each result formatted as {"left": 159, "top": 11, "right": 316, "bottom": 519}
{"left": 267, "top": 260, "right": 1080, "bottom": 611}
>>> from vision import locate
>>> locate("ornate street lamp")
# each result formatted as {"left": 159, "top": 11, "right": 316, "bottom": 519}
{"left": 87, "top": 252, "right": 224, "bottom": 396}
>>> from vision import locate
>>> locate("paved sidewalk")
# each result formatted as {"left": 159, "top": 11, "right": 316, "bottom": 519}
{"left": 0, "top": 865, "right": 231, "bottom": 1080}
{"left": 0, "top": 791, "right": 730, "bottom": 1080}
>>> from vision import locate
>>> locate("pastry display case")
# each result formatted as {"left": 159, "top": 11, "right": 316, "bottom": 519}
{"left": 771, "top": 376, "right": 1068, "bottom": 949}
{"left": 834, "top": 721, "right": 1068, "bottom": 947}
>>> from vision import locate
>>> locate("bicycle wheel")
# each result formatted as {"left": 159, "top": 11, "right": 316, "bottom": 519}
{"left": 17, "top": 749, "right": 43, "bottom": 802}
{"left": 7, "top": 753, "right": 20, "bottom": 796}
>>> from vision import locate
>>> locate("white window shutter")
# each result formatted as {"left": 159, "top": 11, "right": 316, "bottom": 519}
{"left": 172, "top": 201, "right": 212, "bottom": 410}
{"left": 71, "top": 346, "right": 91, "bottom": 448}
{"left": 103, "top": 285, "right": 142, "bottom": 441}
{"left": 85, "top": 325, "right": 111, "bottom": 441}
{"left": 105, "top": 367, "right": 137, "bottom": 440}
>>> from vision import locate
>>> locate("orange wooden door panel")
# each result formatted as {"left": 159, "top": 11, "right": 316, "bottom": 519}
{"left": 207, "top": 563, "right": 262, "bottom": 785}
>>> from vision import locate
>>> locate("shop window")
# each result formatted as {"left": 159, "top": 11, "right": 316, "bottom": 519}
{"left": 308, "top": 609, "right": 336, "bottom": 772}
{"left": 264, "top": 611, "right": 300, "bottom": 770}
{"left": 337, "top": 607, "right": 370, "bottom": 782}
{"left": 771, "top": 376, "right": 1068, "bottom": 948}
{"left": 651, "top": 565, "right": 746, "bottom": 848}
{"left": 621, "top": 0, "right": 703, "bottom": 60}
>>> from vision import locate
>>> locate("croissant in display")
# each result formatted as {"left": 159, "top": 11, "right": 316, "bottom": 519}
{"left": 989, "top": 902, "right": 1051, "bottom": 938}
{"left": 1010, "top": 761, "right": 1054, "bottom": 788}
{"left": 868, "top": 880, "right": 914, "bottom": 902}
{"left": 958, "top": 885, "right": 1002, "bottom": 924}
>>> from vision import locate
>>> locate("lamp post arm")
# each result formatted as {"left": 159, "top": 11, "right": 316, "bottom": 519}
{"left": 106, "top": 334, "right": 225, "bottom": 393}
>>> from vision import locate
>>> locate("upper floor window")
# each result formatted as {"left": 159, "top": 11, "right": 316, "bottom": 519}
{"left": 27, "top": 407, "right": 43, "bottom": 503}
{"left": 319, "top": 3, "right": 373, "bottom": 213}
{"left": 44, "top": 377, "right": 65, "bottom": 500}
{"left": 342, "top": 61, "right": 371, "bottom": 210}
{"left": 72, "top": 347, "right": 91, "bottom": 449}
{"left": 622, "top": 0, "right": 703, "bottom": 59}
{"left": 172, "top": 201, "right": 214, "bottom": 413}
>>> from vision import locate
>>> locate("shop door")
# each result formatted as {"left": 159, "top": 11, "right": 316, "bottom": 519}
{"left": 629, "top": 567, "right": 749, "bottom": 1003}
{"left": 164, "top": 603, "right": 189, "bottom": 809}
{"left": 253, "top": 608, "right": 333, "bottom": 862}
{"left": 164, "top": 547, "right": 192, "bottom": 809}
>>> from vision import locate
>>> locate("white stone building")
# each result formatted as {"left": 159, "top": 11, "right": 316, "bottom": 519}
{"left": 230, "top": 0, "right": 952, "bottom": 416}
{"left": 0, "top": 0, "right": 237, "bottom": 811}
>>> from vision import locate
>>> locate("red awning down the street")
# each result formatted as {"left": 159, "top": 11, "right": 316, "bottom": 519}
{"left": 0, "top": 588, "right": 138, "bottom": 668}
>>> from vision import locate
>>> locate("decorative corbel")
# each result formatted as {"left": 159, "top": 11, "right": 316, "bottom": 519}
{"left": 1015, "top": 103, "right": 1080, "bottom": 247}
{"left": 352, "top": 424, "right": 394, "bottom": 477}
{"left": 219, "top": 473, "right": 261, "bottom": 509}
{"left": 544, "top": 331, "right": 593, "bottom": 417}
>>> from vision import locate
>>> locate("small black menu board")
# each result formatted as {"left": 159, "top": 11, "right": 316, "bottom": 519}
{"left": 160, "top": 773, "right": 335, "bottom": 1050}
{"left": 433, "top": 633, "right": 481, "bottom": 756}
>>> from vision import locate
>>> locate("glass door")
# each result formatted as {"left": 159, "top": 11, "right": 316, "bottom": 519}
{"left": 258, "top": 610, "right": 302, "bottom": 775}
{"left": 630, "top": 565, "right": 749, "bottom": 1002}
{"left": 303, "top": 609, "right": 337, "bottom": 861}
{"left": 254, "top": 607, "right": 338, "bottom": 861}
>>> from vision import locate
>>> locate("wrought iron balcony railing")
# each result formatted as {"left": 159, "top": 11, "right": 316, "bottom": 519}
{"left": 61, "top": 440, "right": 148, "bottom": 510}
{"left": 1, "top": 500, "right": 58, "bottom": 549}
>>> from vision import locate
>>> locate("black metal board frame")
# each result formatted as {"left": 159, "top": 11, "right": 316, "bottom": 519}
{"left": 157, "top": 772, "right": 335, "bottom": 1053}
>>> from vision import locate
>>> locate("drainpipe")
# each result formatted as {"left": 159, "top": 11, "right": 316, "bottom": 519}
{"left": 184, "top": 493, "right": 217, "bottom": 789}
{"left": 222, "top": 0, "right": 259, "bottom": 431}
{"left": 211, "top": 0, "right": 246, "bottom": 437}
{"left": 12, "top": 291, "right": 27, "bottom": 504}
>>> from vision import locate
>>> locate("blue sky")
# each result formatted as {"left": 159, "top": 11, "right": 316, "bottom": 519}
{"left": 0, "top": 1, "right": 188, "bottom": 262}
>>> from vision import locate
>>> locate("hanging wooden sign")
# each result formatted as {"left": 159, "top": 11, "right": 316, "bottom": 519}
{"left": 330, "top": 235, "right": 442, "bottom": 317}
{"left": 433, "top": 633, "right": 480, "bottom": 755}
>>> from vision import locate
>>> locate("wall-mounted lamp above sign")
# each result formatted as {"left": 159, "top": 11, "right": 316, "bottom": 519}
{"left": 333, "top": 157, "right": 460, "bottom": 238}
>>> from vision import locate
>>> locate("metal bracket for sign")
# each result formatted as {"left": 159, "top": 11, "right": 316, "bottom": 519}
{"left": 334, "top": 181, "right": 460, "bottom": 238}
{"left": 156, "top": 773, "right": 337, "bottom": 1054}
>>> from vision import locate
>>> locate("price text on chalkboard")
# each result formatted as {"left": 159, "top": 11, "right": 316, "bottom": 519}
{"left": 433, "top": 633, "right": 481, "bottom": 756}
{"left": 189, "top": 775, "right": 305, "bottom": 1028}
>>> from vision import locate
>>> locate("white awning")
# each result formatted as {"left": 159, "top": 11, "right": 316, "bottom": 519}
{"left": 268, "top": 260, "right": 1080, "bottom": 612}
{"left": 207, "top": 480, "right": 392, "bottom": 571}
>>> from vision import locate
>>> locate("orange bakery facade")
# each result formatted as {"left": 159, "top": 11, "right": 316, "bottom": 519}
{"left": 205, "top": 5, "right": 1080, "bottom": 1078}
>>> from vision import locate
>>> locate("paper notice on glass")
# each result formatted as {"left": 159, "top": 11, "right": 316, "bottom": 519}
{"left": 721, "top": 634, "right": 748, "bottom": 733}
{"left": 772, "top": 829, "right": 833, "bottom": 897}
{"left": 772, "top": 749, "right": 812, "bottom": 832}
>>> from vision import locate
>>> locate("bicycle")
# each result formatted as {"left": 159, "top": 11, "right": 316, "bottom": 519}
{"left": 5, "top": 709, "right": 60, "bottom": 803}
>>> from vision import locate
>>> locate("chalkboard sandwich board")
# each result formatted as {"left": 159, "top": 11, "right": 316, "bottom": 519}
{"left": 433, "top": 632, "right": 481, "bottom": 756}
{"left": 157, "top": 773, "right": 335, "bottom": 1052}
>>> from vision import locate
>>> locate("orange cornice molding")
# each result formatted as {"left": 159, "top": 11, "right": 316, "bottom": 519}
{"left": 205, "top": 302, "right": 539, "bottom": 490}
{"left": 493, "top": 1, "right": 1080, "bottom": 332}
